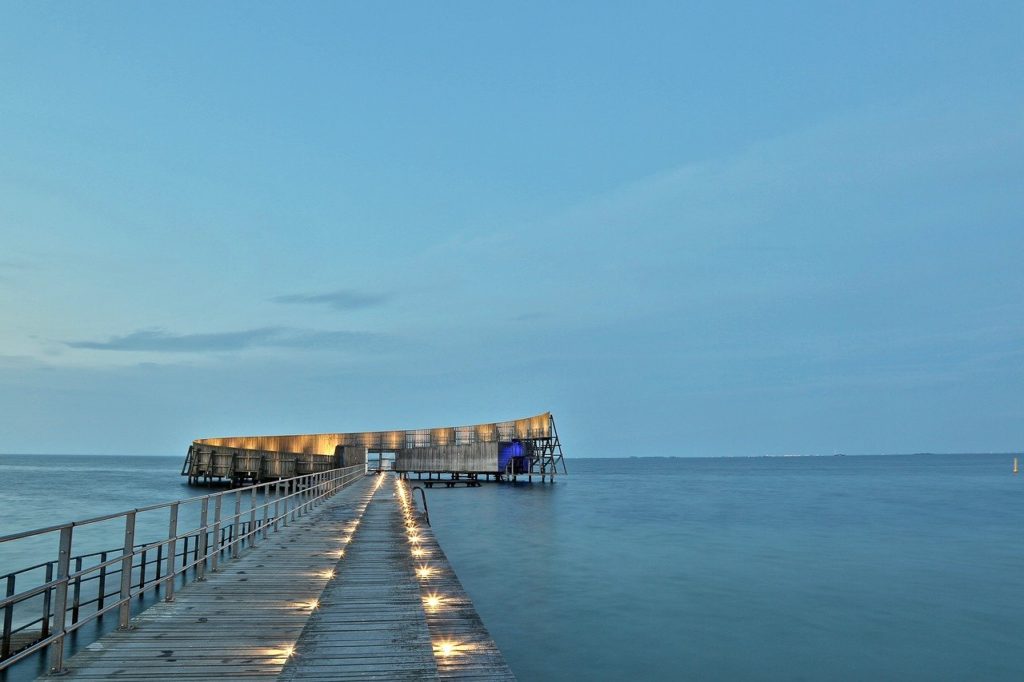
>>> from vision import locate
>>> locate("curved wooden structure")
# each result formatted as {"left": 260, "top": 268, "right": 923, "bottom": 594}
{"left": 182, "top": 412, "right": 566, "bottom": 484}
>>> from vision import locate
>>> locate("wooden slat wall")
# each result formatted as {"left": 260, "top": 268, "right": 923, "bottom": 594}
{"left": 394, "top": 443, "right": 499, "bottom": 473}
{"left": 194, "top": 412, "right": 552, "bottom": 456}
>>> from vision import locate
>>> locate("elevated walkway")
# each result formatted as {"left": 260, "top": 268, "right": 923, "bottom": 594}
{"left": 32, "top": 475, "right": 513, "bottom": 680}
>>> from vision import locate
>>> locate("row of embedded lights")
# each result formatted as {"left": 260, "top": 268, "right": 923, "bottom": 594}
{"left": 394, "top": 477, "right": 464, "bottom": 659}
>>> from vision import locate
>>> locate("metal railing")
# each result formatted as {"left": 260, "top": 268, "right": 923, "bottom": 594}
{"left": 411, "top": 486, "right": 430, "bottom": 526}
{"left": 0, "top": 464, "right": 366, "bottom": 675}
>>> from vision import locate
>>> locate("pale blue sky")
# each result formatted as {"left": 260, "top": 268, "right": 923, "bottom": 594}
{"left": 1, "top": 2, "right": 1021, "bottom": 456}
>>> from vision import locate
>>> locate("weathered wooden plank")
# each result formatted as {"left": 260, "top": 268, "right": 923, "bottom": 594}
{"left": 397, "top": 478, "right": 517, "bottom": 680}
{"left": 279, "top": 474, "right": 438, "bottom": 680}
{"left": 38, "top": 473, "right": 514, "bottom": 681}
{"left": 42, "top": 475, "right": 377, "bottom": 680}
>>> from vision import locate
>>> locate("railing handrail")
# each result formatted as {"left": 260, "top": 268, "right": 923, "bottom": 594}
{"left": 0, "top": 464, "right": 368, "bottom": 674}
{"left": 0, "top": 466, "right": 357, "bottom": 545}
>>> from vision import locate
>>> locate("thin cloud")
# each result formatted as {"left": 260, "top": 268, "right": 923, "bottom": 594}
{"left": 66, "top": 327, "right": 390, "bottom": 353}
{"left": 0, "top": 259, "right": 33, "bottom": 283}
{"left": 272, "top": 289, "right": 392, "bottom": 311}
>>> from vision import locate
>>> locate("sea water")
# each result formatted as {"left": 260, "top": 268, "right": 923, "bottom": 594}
{"left": 1, "top": 454, "right": 1021, "bottom": 680}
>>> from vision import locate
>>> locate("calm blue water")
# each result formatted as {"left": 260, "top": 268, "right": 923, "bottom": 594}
{"left": 1, "top": 454, "right": 1022, "bottom": 680}
{"left": 425, "top": 455, "right": 1023, "bottom": 681}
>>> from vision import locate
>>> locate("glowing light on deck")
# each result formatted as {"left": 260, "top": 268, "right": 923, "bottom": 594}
{"left": 433, "top": 639, "right": 462, "bottom": 658}
{"left": 267, "top": 644, "right": 295, "bottom": 661}
{"left": 411, "top": 547, "right": 428, "bottom": 558}
{"left": 424, "top": 593, "right": 443, "bottom": 609}
{"left": 415, "top": 565, "right": 433, "bottom": 579}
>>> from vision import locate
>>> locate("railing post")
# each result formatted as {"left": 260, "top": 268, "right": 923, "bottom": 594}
{"left": 197, "top": 497, "right": 209, "bottom": 581}
{"left": 261, "top": 486, "right": 270, "bottom": 540}
{"left": 97, "top": 551, "right": 108, "bottom": 611}
{"left": 71, "top": 556, "right": 83, "bottom": 624}
{"left": 42, "top": 563, "right": 53, "bottom": 637}
{"left": 2, "top": 574, "right": 15, "bottom": 660}
{"left": 117, "top": 512, "right": 137, "bottom": 629}
{"left": 284, "top": 479, "right": 292, "bottom": 527}
{"left": 249, "top": 487, "right": 258, "bottom": 548}
{"left": 273, "top": 483, "right": 281, "bottom": 532}
{"left": 138, "top": 548, "right": 146, "bottom": 597}
{"left": 47, "top": 525, "right": 73, "bottom": 675}
{"left": 164, "top": 503, "right": 178, "bottom": 602}
{"left": 301, "top": 476, "right": 309, "bottom": 515}
{"left": 232, "top": 493, "right": 242, "bottom": 559}
{"left": 211, "top": 496, "right": 222, "bottom": 573}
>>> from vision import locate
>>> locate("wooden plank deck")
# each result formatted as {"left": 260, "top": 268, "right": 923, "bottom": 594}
{"left": 41, "top": 473, "right": 514, "bottom": 681}
{"left": 278, "top": 475, "right": 438, "bottom": 680}
{"left": 45, "top": 475, "right": 378, "bottom": 681}
{"left": 397, "top": 480, "right": 516, "bottom": 680}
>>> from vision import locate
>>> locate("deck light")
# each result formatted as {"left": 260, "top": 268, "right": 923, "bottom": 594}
{"left": 434, "top": 640, "right": 459, "bottom": 658}
{"left": 411, "top": 547, "right": 428, "bottom": 558}
{"left": 424, "top": 593, "right": 442, "bottom": 609}
{"left": 416, "top": 565, "right": 433, "bottom": 578}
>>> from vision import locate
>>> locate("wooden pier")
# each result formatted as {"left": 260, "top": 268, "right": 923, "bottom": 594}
{"left": 21, "top": 474, "right": 513, "bottom": 680}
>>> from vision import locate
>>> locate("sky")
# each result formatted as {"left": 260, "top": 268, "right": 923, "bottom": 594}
{"left": 1, "top": 2, "right": 1022, "bottom": 457}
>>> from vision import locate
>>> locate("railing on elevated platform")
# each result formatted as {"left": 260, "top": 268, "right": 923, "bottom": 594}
{"left": 0, "top": 464, "right": 366, "bottom": 676}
